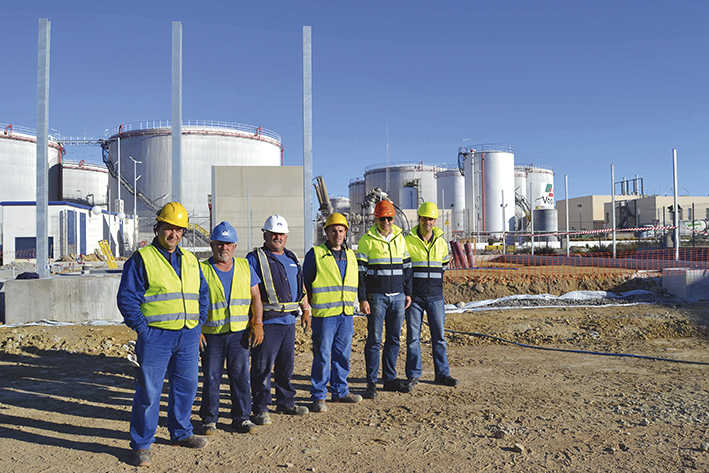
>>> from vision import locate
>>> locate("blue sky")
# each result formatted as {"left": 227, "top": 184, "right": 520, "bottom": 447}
{"left": 2, "top": 1, "right": 707, "bottom": 199}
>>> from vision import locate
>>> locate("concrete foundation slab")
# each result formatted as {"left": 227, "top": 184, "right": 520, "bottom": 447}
{"left": 3, "top": 274, "right": 123, "bottom": 325}
{"left": 662, "top": 268, "right": 709, "bottom": 302}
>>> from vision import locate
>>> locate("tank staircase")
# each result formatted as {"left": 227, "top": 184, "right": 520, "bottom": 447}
{"left": 100, "top": 142, "right": 211, "bottom": 247}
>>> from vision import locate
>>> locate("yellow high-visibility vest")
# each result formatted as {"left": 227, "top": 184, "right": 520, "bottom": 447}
{"left": 201, "top": 258, "right": 252, "bottom": 334}
{"left": 138, "top": 244, "right": 201, "bottom": 330}
{"left": 311, "top": 244, "right": 358, "bottom": 317}
{"left": 405, "top": 225, "right": 450, "bottom": 280}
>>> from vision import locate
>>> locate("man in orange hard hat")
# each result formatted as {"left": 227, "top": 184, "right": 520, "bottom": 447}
{"left": 357, "top": 200, "right": 412, "bottom": 400}
{"left": 117, "top": 202, "right": 210, "bottom": 467}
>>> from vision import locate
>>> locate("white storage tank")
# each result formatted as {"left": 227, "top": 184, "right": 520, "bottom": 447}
{"left": 0, "top": 123, "right": 61, "bottom": 201}
{"left": 435, "top": 168, "right": 465, "bottom": 232}
{"left": 533, "top": 208, "right": 558, "bottom": 241}
{"left": 330, "top": 196, "right": 350, "bottom": 213}
{"left": 105, "top": 121, "right": 282, "bottom": 236}
{"left": 61, "top": 160, "right": 109, "bottom": 206}
{"left": 364, "top": 163, "right": 438, "bottom": 210}
{"left": 527, "top": 166, "right": 555, "bottom": 210}
{"left": 348, "top": 178, "right": 365, "bottom": 215}
{"left": 463, "top": 145, "right": 515, "bottom": 236}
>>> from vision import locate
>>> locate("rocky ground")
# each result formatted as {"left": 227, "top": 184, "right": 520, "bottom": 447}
{"left": 1, "top": 276, "right": 708, "bottom": 472}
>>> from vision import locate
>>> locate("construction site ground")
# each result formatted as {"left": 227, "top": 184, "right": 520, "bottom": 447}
{"left": 1, "top": 271, "right": 708, "bottom": 472}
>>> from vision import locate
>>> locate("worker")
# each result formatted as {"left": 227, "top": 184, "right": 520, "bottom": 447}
{"left": 404, "top": 202, "right": 457, "bottom": 390}
{"left": 303, "top": 213, "right": 362, "bottom": 412}
{"left": 199, "top": 221, "right": 264, "bottom": 435}
{"left": 117, "top": 202, "right": 210, "bottom": 468}
{"left": 246, "top": 214, "right": 310, "bottom": 424}
{"left": 357, "top": 200, "right": 412, "bottom": 400}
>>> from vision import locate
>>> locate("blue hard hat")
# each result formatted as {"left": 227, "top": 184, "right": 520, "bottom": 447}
{"left": 210, "top": 221, "right": 238, "bottom": 243}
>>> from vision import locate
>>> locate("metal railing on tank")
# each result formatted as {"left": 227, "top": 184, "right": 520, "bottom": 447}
{"left": 117, "top": 120, "right": 281, "bottom": 143}
{"left": 1, "top": 122, "right": 63, "bottom": 141}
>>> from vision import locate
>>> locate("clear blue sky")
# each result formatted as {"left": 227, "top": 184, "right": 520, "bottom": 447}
{"left": 2, "top": 1, "right": 707, "bottom": 199}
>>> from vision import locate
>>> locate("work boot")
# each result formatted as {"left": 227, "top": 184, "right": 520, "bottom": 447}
{"left": 434, "top": 375, "right": 458, "bottom": 387}
{"left": 311, "top": 400, "right": 328, "bottom": 413}
{"left": 276, "top": 405, "right": 309, "bottom": 416}
{"left": 232, "top": 419, "right": 256, "bottom": 433}
{"left": 332, "top": 393, "right": 363, "bottom": 404}
{"left": 382, "top": 379, "right": 407, "bottom": 392}
{"left": 252, "top": 411, "right": 272, "bottom": 425}
{"left": 202, "top": 422, "right": 217, "bottom": 436}
{"left": 363, "top": 382, "right": 377, "bottom": 399}
{"left": 133, "top": 449, "right": 152, "bottom": 467}
{"left": 407, "top": 378, "right": 419, "bottom": 392}
{"left": 173, "top": 435, "right": 208, "bottom": 449}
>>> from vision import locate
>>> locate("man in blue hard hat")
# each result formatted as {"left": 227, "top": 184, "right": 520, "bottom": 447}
{"left": 199, "top": 221, "right": 264, "bottom": 435}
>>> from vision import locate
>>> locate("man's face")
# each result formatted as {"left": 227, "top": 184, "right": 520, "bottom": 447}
{"left": 325, "top": 224, "right": 347, "bottom": 248}
{"left": 211, "top": 240, "right": 236, "bottom": 263}
{"left": 376, "top": 216, "right": 393, "bottom": 235}
{"left": 264, "top": 231, "right": 288, "bottom": 252}
{"left": 156, "top": 223, "right": 185, "bottom": 252}
{"left": 419, "top": 216, "right": 436, "bottom": 235}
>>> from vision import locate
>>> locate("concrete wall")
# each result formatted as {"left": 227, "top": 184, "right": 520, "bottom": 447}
{"left": 4, "top": 274, "right": 123, "bottom": 324}
{"left": 603, "top": 195, "right": 709, "bottom": 227}
{"left": 212, "top": 166, "right": 305, "bottom": 258}
{"left": 662, "top": 268, "right": 709, "bottom": 302}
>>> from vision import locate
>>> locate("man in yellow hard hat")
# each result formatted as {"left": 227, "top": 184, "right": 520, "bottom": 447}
{"left": 357, "top": 200, "right": 412, "bottom": 400}
{"left": 117, "top": 202, "right": 210, "bottom": 467}
{"left": 303, "top": 213, "right": 362, "bottom": 413}
{"left": 404, "top": 202, "right": 456, "bottom": 390}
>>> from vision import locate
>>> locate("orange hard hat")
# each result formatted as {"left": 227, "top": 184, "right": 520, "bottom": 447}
{"left": 374, "top": 200, "right": 395, "bottom": 218}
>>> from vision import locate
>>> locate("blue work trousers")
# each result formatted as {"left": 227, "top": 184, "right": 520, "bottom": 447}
{"left": 310, "top": 313, "right": 354, "bottom": 400}
{"left": 405, "top": 295, "right": 450, "bottom": 380}
{"left": 129, "top": 325, "right": 200, "bottom": 451}
{"left": 364, "top": 293, "right": 406, "bottom": 384}
{"left": 199, "top": 330, "right": 251, "bottom": 424}
{"left": 250, "top": 323, "right": 296, "bottom": 414}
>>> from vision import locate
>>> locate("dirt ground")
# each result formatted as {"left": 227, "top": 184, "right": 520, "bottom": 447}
{"left": 1, "top": 282, "right": 708, "bottom": 472}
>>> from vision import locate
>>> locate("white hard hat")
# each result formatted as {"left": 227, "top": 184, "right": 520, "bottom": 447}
{"left": 262, "top": 214, "right": 289, "bottom": 234}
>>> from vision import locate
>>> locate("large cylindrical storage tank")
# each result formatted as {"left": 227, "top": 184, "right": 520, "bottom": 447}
{"left": 348, "top": 178, "right": 365, "bottom": 214}
{"left": 364, "top": 163, "right": 438, "bottom": 210}
{"left": 106, "top": 121, "right": 282, "bottom": 237}
{"left": 435, "top": 169, "right": 465, "bottom": 232}
{"left": 526, "top": 166, "right": 555, "bottom": 210}
{"left": 463, "top": 146, "right": 515, "bottom": 237}
{"left": 0, "top": 125, "right": 61, "bottom": 201}
{"left": 533, "top": 208, "right": 558, "bottom": 241}
{"left": 61, "top": 161, "right": 109, "bottom": 206}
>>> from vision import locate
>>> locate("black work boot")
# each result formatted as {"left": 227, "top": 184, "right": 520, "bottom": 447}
{"left": 363, "top": 382, "right": 378, "bottom": 399}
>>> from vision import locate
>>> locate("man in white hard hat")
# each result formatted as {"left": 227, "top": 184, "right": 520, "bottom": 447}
{"left": 246, "top": 215, "right": 311, "bottom": 425}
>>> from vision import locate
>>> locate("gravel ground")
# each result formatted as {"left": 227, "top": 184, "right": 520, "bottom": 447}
{"left": 1, "top": 301, "right": 708, "bottom": 472}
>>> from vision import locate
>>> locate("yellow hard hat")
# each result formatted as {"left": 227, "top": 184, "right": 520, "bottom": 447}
{"left": 417, "top": 202, "right": 439, "bottom": 219}
{"left": 156, "top": 201, "right": 189, "bottom": 228}
{"left": 324, "top": 212, "right": 348, "bottom": 230}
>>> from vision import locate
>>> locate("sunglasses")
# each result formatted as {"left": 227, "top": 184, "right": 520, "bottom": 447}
{"left": 378, "top": 217, "right": 393, "bottom": 222}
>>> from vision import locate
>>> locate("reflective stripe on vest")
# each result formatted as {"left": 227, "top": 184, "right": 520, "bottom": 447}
{"left": 200, "top": 258, "right": 252, "bottom": 334}
{"left": 311, "top": 245, "right": 358, "bottom": 317}
{"left": 139, "top": 245, "right": 201, "bottom": 330}
{"left": 256, "top": 248, "right": 300, "bottom": 312}
{"left": 405, "top": 226, "right": 450, "bottom": 282}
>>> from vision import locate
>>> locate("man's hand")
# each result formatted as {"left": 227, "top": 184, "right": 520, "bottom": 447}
{"left": 301, "top": 307, "right": 311, "bottom": 332}
{"left": 249, "top": 323, "right": 264, "bottom": 347}
{"left": 405, "top": 296, "right": 412, "bottom": 310}
{"left": 359, "top": 300, "right": 371, "bottom": 315}
{"left": 200, "top": 334, "right": 207, "bottom": 353}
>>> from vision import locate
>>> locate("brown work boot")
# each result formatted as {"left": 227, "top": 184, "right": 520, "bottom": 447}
{"left": 173, "top": 435, "right": 208, "bottom": 449}
{"left": 202, "top": 422, "right": 217, "bottom": 436}
{"left": 311, "top": 400, "right": 328, "bottom": 413}
{"left": 332, "top": 393, "right": 362, "bottom": 403}
{"left": 133, "top": 449, "right": 152, "bottom": 467}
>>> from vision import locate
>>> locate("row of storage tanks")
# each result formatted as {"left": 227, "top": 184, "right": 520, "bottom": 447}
{"left": 348, "top": 147, "right": 557, "bottom": 237}
{"left": 0, "top": 121, "right": 283, "bottom": 241}
{"left": 0, "top": 126, "right": 108, "bottom": 206}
